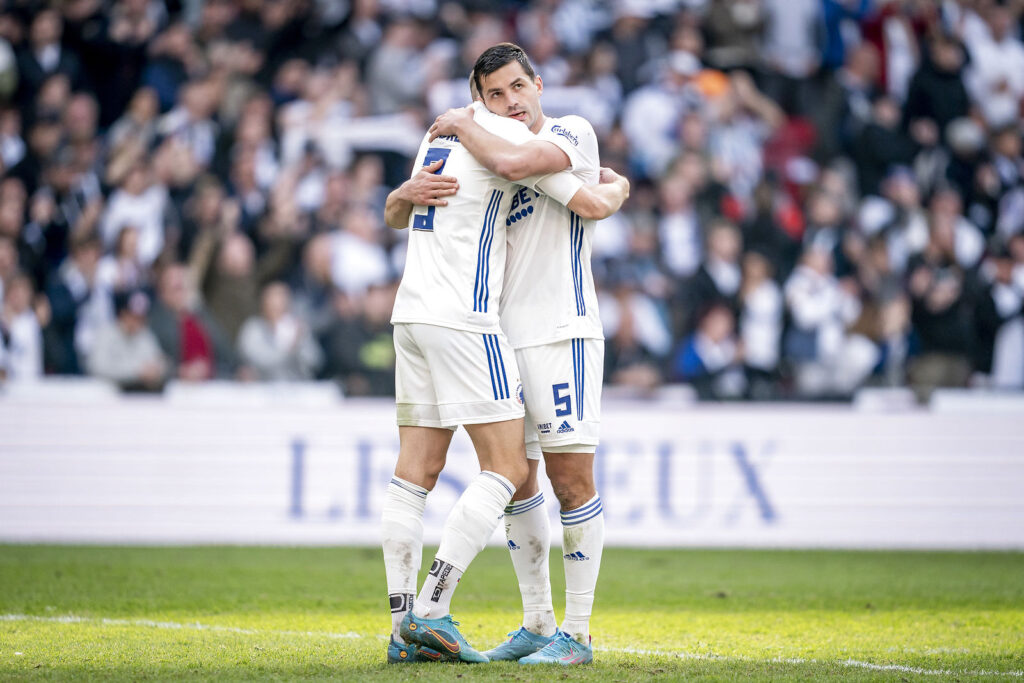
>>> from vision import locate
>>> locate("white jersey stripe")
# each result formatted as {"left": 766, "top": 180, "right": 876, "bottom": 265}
{"left": 473, "top": 190, "right": 501, "bottom": 313}
{"left": 573, "top": 338, "right": 584, "bottom": 421}
{"left": 482, "top": 190, "right": 504, "bottom": 311}
{"left": 493, "top": 334, "right": 510, "bottom": 398}
{"left": 574, "top": 214, "right": 586, "bottom": 315}
{"left": 487, "top": 331, "right": 503, "bottom": 397}
{"left": 484, "top": 333, "right": 509, "bottom": 399}
{"left": 569, "top": 212, "right": 584, "bottom": 316}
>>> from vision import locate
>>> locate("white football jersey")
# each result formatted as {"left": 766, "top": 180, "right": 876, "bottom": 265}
{"left": 391, "top": 103, "right": 583, "bottom": 334}
{"left": 501, "top": 115, "right": 604, "bottom": 349}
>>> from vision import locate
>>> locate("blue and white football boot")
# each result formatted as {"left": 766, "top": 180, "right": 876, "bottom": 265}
{"left": 519, "top": 630, "right": 593, "bottom": 665}
{"left": 483, "top": 626, "right": 557, "bottom": 661}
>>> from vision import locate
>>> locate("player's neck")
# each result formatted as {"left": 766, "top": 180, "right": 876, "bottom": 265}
{"left": 529, "top": 113, "right": 548, "bottom": 135}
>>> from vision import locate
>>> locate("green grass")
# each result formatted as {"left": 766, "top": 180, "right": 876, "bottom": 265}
{"left": 1, "top": 546, "right": 1022, "bottom": 680}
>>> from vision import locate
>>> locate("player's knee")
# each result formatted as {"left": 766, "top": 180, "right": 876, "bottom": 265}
{"left": 395, "top": 458, "right": 445, "bottom": 492}
{"left": 550, "top": 477, "right": 595, "bottom": 512}
{"left": 508, "top": 459, "right": 531, "bottom": 493}
{"left": 513, "top": 471, "right": 540, "bottom": 500}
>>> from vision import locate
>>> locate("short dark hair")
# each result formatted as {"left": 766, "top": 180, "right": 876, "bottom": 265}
{"left": 472, "top": 43, "right": 535, "bottom": 96}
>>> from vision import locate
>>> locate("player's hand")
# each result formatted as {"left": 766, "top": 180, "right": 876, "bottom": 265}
{"left": 428, "top": 106, "right": 475, "bottom": 141}
{"left": 599, "top": 167, "right": 622, "bottom": 184}
{"left": 402, "top": 159, "right": 459, "bottom": 206}
{"left": 599, "top": 167, "right": 630, "bottom": 198}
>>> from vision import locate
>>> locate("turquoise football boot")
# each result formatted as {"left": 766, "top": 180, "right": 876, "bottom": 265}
{"left": 483, "top": 626, "right": 557, "bottom": 661}
{"left": 400, "top": 611, "right": 489, "bottom": 663}
{"left": 387, "top": 635, "right": 442, "bottom": 663}
{"left": 519, "top": 630, "right": 593, "bottom": 665}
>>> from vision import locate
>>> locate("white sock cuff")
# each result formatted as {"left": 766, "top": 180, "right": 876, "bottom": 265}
{"left": 389, "top": 476, "right": 428, "bottom": 499}
{"left": 505, "top": 491, "right": 544, "bottom": 515}
{"left": 480, "top": 470, "right": 516, "bottom": 498}
{"left": 560, "top": 493, "right": 602, "bottom": 526}
{"left": 383, "top": 477, "right": 427, "bottom": 534}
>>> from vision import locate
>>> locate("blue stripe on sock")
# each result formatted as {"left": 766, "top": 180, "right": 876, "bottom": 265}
{"left": 507, "top": 492, "right": 543, "bottom": 511}
{"left": 560, "top": 496, "right": 602, "bottom": 522}
{"left": 481, "top": 471, "right": 514, "bottom": 497}
{"left": 561, "top": 504, "right": 602, "bottom": 526}
{"left": 505, "top": 494, "right": 545, "bottom": 516}
{"left": 390, "top": 477, "right": 427, "bottom": 498}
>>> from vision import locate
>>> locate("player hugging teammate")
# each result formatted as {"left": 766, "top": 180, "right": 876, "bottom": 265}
{"left": 380, "top": 43, "right": 629, "bottom": 665}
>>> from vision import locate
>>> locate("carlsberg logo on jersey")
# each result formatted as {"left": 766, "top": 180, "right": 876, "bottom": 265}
{"left": 550, "top": 125, "right": 578, "bottom": 146}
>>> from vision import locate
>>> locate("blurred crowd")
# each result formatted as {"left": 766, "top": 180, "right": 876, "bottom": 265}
{"left": 0, "top": 0, "right": 1023, "bottom": 402}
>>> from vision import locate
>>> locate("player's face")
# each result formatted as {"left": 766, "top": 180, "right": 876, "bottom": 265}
{"left": 478, "top": 62, "right": 544, "bottom": 133}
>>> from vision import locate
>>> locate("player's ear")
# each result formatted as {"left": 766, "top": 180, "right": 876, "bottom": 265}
{"left": 534, "top": 74, "right": 543, "bottom": 95}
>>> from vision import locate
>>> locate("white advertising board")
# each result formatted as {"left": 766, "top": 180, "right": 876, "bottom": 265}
{"left": 1, "top": 394, "right": 1022, "bottom": 548}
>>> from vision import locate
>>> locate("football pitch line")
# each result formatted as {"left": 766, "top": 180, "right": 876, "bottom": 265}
{"left": 2, "top": 613, "right": 1022, "bottom": 678}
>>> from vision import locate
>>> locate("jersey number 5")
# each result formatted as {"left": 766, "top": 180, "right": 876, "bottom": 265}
{"left": 413, "top": 148, "right": 452, "bottom": 232}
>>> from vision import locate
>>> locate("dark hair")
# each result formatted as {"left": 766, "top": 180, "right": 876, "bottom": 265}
{"left": 472, "top": 43, "right": 535, "bottom": 96}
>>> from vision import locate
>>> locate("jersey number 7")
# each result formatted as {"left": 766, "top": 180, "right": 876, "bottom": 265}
{"left": 413, "top": 148, "right": 452, "bottom": 232}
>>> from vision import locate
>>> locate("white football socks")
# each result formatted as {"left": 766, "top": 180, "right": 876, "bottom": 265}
{"left": 560, "top": 493, "right": 604, "bottom": 644}
{"left": 504, "top": 492, "right": 557, "bottom": 636}
{"left": 381, "top": 477, "right": 428, "bottom": 643}
{"left": 413, "top": 470, "right": 516, "bottom": 619}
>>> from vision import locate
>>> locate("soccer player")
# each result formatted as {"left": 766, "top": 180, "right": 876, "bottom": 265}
{"left": 381, "top": 85, "right": 629, "bottom": 663}
{"left": 426, "top": 43, "right": 620, "bottom": 665}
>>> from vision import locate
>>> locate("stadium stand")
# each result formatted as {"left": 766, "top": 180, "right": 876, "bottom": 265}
{"left": 0, "top": 0, "right": 1022, "bottom": 402}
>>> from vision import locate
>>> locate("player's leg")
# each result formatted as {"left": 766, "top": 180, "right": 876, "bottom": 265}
{"left": 485, "top": 360, "right": 559, "bottom": 661}
{"left": 384, "top": 323, "right": 449, "bottom": 662}
{"left": 502, "top": 452, "right": 557, "bottom": 637}
{"left": 413, "top": 416, "right": 528, "bottom": 619}
{"left": 546, "top": 450, "right": 602, "bottom": 643}
{"left": 401, "top": 326, "right": 527, "bottom": 662}
{"left": 383, "top": 426, "right": 450, "bottom": 647}
{"left": 519, "top": 339, "right": 603, "bottom": 666}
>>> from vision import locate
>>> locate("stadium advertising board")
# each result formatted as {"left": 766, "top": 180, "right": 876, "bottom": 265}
{"left": 1, "top": 395, "right": 1022, "bottom": 548}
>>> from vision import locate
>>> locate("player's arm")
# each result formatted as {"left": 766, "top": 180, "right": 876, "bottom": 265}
{"left": 429, "top": 107, "right": 569, "bottom": 181}
{"left": 565, "top": 167, "right": 630, "bottom": 220}
{"left": 383, "top": 159, "right": 459, "bottom": 230}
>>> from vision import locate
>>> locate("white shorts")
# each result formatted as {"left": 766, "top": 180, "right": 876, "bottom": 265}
{"left": 394, "top": 323, "right": 525, "bottom": 429}
{"left": 516, "top": 338, "right": 603, "bottom": 459}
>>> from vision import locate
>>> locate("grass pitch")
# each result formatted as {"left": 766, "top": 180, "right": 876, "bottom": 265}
{"left": 0, "top": 546, "right": 1022, "bottom": 681}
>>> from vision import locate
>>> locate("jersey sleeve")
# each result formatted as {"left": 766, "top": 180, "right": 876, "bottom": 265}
{"left": 519, "top": 169, "right": 584, "bottom": 207}
{"left": 473, "top": 103, "right": 536, "bottom": 145}
{"left": 535, "top": 115, "right": 598, "bottom": 173}
{"left": 409, "top": 133, "right": 430, "bottom": 177}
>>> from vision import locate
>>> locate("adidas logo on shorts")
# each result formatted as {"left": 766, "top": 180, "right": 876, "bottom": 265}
{"left": 556, "top": 420, "right": 574, "bottom": 434}
{"left": 563, "top": 551, "right": 589, "bottom": 561}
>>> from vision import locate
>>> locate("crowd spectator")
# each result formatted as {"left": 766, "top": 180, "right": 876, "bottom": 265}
{"left": 43, "top": 231, "right": 109, "bottom": 374}
{"left": 0, "top": 271, "right": 42, "bottom": 379}
{"left": 0, "top": 0, "right": 1021, "bottom": 404}
{"left": 739, "top": 250, "right": 783, "bottom": 398}
{"left": 784, "top": 245, "right": 878, "bottom": 398}
{"left": 237, "top": 280, "right": 321, "bottom": 381}
{"left": 148, "top": 262, "right": 236, "bottom": 381}
{"left": 87, "top": 288, "right": 166, "bottom": 391}
{"left": 318, "top": 282, "right": 396, "bottom": 396}
{"left": 671, "top": 302, "right": 745, "bottom": 399}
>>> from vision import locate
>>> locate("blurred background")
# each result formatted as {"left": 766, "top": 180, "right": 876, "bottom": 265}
{"left": 0, "top": 0, "right": 1023, "bottom": 549}
{"left": 0, "top": 0, "right": 1022, "bottom": 402}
